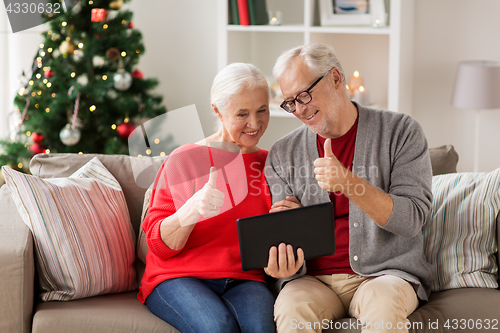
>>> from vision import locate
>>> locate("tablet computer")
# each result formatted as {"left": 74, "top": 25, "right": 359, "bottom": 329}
{"left": 237, "top": 202, "right": 336, "bottom": 271}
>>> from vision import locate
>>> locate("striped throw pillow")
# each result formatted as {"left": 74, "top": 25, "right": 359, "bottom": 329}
{"left": 423, "top": 169, "right": 500, "bottom": 291}
{"left": 2, "top": 157, "right": 137, "bottom": 301}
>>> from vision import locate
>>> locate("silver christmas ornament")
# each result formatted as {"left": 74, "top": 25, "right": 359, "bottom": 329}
{"left": 60, "top": 123, "right": 81, "bottom": 146}
{"left": 113, "top": 69, "right": 132, "bottom": 91}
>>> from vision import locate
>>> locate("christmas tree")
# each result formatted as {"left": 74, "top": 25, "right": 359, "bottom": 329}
{"left": 0, "top": 0, "right": 167, "bottom": 173}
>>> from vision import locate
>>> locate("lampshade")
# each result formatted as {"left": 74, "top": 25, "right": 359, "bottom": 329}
{"left": 451, "top": 60, "right": 500, "bottom": 109}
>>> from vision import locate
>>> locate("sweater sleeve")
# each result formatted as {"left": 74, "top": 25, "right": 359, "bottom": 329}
{"left": 142, "top": 153, "right": 196, "bottom": 260}
{"left": 264, "top": 141, "right": 295, "bottom": 204}
{"left": 381, "top": 116, "right": 433, "bottom": 238}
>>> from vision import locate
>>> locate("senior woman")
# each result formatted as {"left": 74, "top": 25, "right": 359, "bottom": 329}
{"left": 137, "top": 63, "right": 276, "bottom": 333}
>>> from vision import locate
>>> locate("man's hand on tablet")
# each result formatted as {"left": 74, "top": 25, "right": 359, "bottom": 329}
{"left": 264, "top": 243, "right": 304, "bottom": 279}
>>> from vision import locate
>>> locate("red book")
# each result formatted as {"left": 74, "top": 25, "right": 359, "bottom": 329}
{"left": 237, "top": 0, "right": 250, "bottom": 25}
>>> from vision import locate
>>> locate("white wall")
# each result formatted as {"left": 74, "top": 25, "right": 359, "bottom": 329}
{"left": 412, "top": 0, "right": 500, "bottom": 172}
{"left": 126, "top": 1, "right": 218, "bottom": 138}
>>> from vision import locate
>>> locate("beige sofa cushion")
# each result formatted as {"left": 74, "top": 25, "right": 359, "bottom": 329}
{"left": 32, "top": 291, "right": 179, "bottom": 333}
{"left": 406, "top": 288, "right": 500, "bottom": 333}
{"left": 30, "top": 153, "right": 166, "bottom": 235}
{"left": 323, "top": 288, "right": 500, "bottom": 333}
{"left": 429, "top": 145, "right": 459, "bottom": 175}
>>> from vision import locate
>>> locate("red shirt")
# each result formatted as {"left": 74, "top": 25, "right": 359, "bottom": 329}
{"left": 138, "top": 144, "right": 271, "bottom": 303}
{"left": 308, "top": 116, "right": 359, "bottom": 276}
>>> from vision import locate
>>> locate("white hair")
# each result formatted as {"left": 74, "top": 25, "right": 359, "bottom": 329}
{"left": 273, "top": 43, "right": 346, "bottom": 85}
{"left": 211, "top": 63, "right": 269, "bottom": 113}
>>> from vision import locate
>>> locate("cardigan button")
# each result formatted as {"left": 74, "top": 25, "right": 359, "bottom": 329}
{"left": 353, "top": 255, "right": 359, "bottom": 261}
{"left": 353, "top": 222, "right": 360, "bottom": 228}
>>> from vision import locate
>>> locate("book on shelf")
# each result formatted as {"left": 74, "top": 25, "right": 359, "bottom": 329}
{"left": 237, "top": 0, "right": 250, "bottom": 25}
{"left": 248, "top": 0, "right": 268, "bottom": 25}
{"left": 229, "top": 0, "right": 239, "bottom": 25}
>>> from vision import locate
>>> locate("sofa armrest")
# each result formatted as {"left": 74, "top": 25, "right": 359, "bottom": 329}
{"left": 0, "top": 185, "right": 35, "bottom": 333}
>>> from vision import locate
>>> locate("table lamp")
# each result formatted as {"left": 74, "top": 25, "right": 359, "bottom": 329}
{"left": 451, "top": 60, "right": 500, "bottom": 172}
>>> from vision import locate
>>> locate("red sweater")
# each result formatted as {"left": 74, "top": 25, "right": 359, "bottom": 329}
{"left": 138, "top": 144, "right": 271, "bottom": 303}
{"left": 308, "top": 116, "right": 358, "bottom": 276}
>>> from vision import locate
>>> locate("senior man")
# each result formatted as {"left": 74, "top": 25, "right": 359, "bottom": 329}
{"left": 264, "top": 43, "right": 435, "bottom": 333}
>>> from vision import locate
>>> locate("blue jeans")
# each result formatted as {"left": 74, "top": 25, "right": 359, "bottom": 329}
{"left": 145, "top": 277, "right": 276, "bottom": 333}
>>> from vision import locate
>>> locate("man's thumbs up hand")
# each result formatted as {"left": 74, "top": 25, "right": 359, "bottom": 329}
{"left": 313, "top": 138, "right": 348, "bottom": 193}
{"left": 324, "top": 138, "right": 334, "bottom": 158}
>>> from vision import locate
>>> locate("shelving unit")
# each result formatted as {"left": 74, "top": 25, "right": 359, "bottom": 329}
{"left": 217, "top": 0, "right": 415, "bottom": 148}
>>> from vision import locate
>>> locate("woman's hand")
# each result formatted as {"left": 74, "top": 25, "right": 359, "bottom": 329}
{"left": 184, "top": 167, "right": 225, "bottom": 224}
{"left": 160, "top": 167, "right": 224, "bottom": 249}
{"left": 269, "top": 196, "right": 302, "bottom": 213}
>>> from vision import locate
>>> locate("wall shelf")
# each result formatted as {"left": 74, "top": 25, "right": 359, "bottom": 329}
{"left": 227, "top": 24, "right": 306, "bottom": 33}
{"left": 308, "top": 26, "right": 391, "bottom": 35}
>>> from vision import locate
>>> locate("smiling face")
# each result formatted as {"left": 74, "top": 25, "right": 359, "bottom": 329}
{"left": 215, "top": 86, "right": 270, "bottom": 153}
{"left": 279, "top": 57, "right": 350, "bottom": 138}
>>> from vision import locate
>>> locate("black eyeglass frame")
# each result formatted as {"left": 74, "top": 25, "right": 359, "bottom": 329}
{"left": 280, "top": 74, "right": 325, "bottom": 113}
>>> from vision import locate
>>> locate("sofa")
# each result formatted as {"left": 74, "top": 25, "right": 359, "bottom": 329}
{"left": 0, "top": 145, "right": 499, "bottom": 333}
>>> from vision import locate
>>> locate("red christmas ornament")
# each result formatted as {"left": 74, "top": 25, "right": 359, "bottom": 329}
{"left": 94, "top": 34, "right": 102, "bottom": 39}
{"left": 117, "top": 122, "right": 136, "bottom": 140}
{"left": 128, "top": 22, "right": 134, "bottom": 28}
{"left": 131, "top": 70, "right": 143, "bottom": 79}
{"left": 44, "top": 68, "right": 54, "bottom": 78}
{"left": 31, "top": 132, "right": 44, "bottom": 143}
{"left": 91, "top": 8, "right": 109, "bottom": 22}
{"left": 29, "top": 143, "right": 46, "bottom": 155}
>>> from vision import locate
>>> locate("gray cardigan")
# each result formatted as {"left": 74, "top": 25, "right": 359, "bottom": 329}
{"left": 264, "top": 104, "right": 435, "bottom": 300}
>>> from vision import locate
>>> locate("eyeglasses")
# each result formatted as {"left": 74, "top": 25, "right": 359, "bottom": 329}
{"left": 280, "top": 74, "right": 325, "bottom": 113}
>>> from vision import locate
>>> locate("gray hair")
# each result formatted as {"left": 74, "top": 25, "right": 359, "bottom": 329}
{"left": 211, "top": 63, "right": 269, "bottom": 113}
{"left": 273, "top": 43, "right": 346, "bottom": 86}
